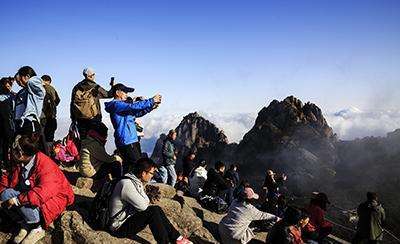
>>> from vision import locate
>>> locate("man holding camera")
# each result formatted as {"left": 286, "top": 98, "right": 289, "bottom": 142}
{"left": 70, "top": 67, "right": 114, "bottom": 139}
{"left": 105, "top": 83, "right": 161, "bottom": 173}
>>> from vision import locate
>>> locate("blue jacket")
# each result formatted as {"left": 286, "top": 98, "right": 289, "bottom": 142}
{"left": 105, "top": 99, "right": 154, "bottom": 147}
{"left": 14, "top": 76, "right": 45, "bottom": 122}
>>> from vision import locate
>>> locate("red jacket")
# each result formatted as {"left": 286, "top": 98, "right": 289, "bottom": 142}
{"left": 0, "top": 152, "right": 74, "bottom": 228}
{"left": 306, "top": 204, "right": 333, "bottom": 231}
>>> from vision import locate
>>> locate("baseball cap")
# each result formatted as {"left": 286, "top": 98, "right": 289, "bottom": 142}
{"left": 83, "top": 67, "right": 95, "bottom": 77}
{"left": 112, "top": 83, "right": 135, "bottom": 95}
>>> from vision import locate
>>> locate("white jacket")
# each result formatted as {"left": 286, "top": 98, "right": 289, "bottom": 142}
{"left": 189, "top": 166, "right": 207, "bottom": 197}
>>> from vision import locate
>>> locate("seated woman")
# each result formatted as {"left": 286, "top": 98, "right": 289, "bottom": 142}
{"left": 0, "top": 134, "right": 74, "bottom": 244}
{"left": 219, "top": 186, "right": 279, "bottom": 244}
{"left": 108, "top": 157, "right": 192, "bottom": 244}
{"left": 78, "top": 122, "right": 122, "bottom": 179}
{"left": 188, "top": 160, "right": 207, "bottom": 197}
{"left": 266, "top": 207, "right": 310, "bottom": 244}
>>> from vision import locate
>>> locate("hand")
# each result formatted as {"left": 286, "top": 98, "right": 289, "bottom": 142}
{"left": 5, "top": 197, "right": 17, "bottom": 209}
{"left": 152, "top": 94, "right": 162, "bottom": 104}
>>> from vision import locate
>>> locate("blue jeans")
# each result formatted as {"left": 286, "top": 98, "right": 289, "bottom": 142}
{"left": 0, "top": 188, "right": 41, "bottom": 224}
{"left": 158, "top": 165, "right": 177, "bottom": 187}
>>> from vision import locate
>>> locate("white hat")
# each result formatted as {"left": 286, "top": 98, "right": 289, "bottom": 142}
{"left": 83, "top": 67, "right": 95, "bottom": 77}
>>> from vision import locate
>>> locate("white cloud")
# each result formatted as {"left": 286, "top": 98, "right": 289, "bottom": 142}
{"left": 54, "top": 108, "right": 400, "bottom": 154}
{"left": 325, "top": 108, "right": 400, "bottom": 140}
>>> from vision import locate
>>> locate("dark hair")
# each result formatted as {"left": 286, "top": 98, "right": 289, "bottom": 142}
{"left": 230, "top": 164, "right": 238, "bottom": 170}
{"left": 0, "top": 77, "right": 14, "bottom": 93}
{"left": 283, "top": 206, "right": 302, "bottom": 225}
{"left": 90, "top": 122, "right": 108, "bottom": 137}
{"left": 41, "top": 75, "right": 52, "bottom": 82}
{"left": 367, "top": 192, "right": 378, "bottom": 202}
{"left": 133, "top": 158, "right": 157, "bottom": 176}
{"left": 215, "top": 161, "right": 225, "bottom": 170}
{"left": 15, "top": 135, "right": 40, "bottom": 157}
{"left": 17, "top": 66, "right": 37, "bottom": 77}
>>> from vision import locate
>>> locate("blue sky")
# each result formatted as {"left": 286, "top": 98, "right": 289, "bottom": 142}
{"left": 1, "top": 0, "right": 400, "bottom": 146}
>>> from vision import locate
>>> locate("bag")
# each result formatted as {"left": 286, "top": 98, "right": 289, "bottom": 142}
{"left": 72, "top": 86, "right": 99, "bottom": 119}
{"left": 53, "top": 135, "right": 79, "bottom": 166}
{"left": 199, "top": 194, "right": 228, "bottom": 214}
{"left": 90, "top": 176, "right": 129, "bottom": 230}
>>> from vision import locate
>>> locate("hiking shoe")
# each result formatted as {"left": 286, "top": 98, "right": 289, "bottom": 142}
{"left": 21, "top": 226, "right": 45, "bottom": 244}
{"left": 176, "top": 236, "right": 193, "bottom": 244}
{"left": 13, "top": 228, "right": 28, "bottom": 244}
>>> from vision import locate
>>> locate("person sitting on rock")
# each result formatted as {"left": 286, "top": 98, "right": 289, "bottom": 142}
{"left": 188, "top": 159, "right": 208, "bottom": 197}
{"left": 159, "top": 129, "right": 178, "bottom": 187}
{"left": 104, "top": 83, "right": 161, "bottom": 173}
{"left": 77, "top": 122, "right": 122, "bottom": 179}
{"left": 182, "top": 151, "right": 196, "bottom": 179}
{"left": 108, "top": 157, "right": 192, "bottom": 244}
{"left": 266, "top": 207, "right": 310, "bottom": 244}
{"left": 305, "top": 192, "right": 333, "bottom": 242}
{"left": 175, "top": 171, "right": 190, "bottom": 195}
{"left": 219, "top": 186, "right": 279, "bottom": 244}
{"left": 0, "top": 134, "right": 74, "bottom": 244}
{"left": 352, "top": 192, "right": 385, "bottom": 244}
{"left": 202, "top": 161, "right": 232, "bottom": 199}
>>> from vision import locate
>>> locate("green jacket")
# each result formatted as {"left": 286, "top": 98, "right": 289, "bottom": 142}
{"left": 162, "top": 139, "right": 176, "bottom": 166}
{"left": 78, "top": 135, "right": 121, "bottom": 177}
{"left": 354, "top": 200, "right": 385, "bottom": 242}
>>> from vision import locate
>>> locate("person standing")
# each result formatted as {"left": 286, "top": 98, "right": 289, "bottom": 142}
{"left": 159, "top": 129, "right": 178, "bottom": 187}
{"left": 70, "top": 67, "right": 114, "bottom": 139}
{"left": 40, "top": 75, "right": 60, "bottom": 148}
{"left": 104, "top": 83, "right": 161, "bottom": 173}
{"left": 14, "top": 66, "right": 45, "bottom": 135}
{"left": 353, "top": 192, "right": 385, "bottom": 244}
{"left": 0, "top": 77, "right": 15, "bottom": 167}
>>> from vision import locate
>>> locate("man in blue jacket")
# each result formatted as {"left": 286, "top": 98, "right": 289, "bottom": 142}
{"left": 105, "top": 83, "right": 161, "bottom": 173}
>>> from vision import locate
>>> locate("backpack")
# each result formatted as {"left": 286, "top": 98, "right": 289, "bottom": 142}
{"left": 72, "top": 86, "right": 99, "bottom": 119}
{"left": 199, "top": 194, "right": 228, "bottom": 214}
{"left": 42, "top": 86, "right": 56, "bottom": 119}
{"left": 90, "top": 176, "right": 129, "bottom": 230}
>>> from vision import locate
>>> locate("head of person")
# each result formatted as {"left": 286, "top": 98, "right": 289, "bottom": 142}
{"left": 215, "top": 161, "right": 225, "bottom": 173}
{"left": 168, "top": 129, "right": 177, "bottom": 140}
{"left": 283, "top": 206, "right": 303, "bottom": 226}
{"left": 112, "top": 83, "right": 135, "bottom": 101}
{"left": 41, "top": 75, "right": 52, "bottom": 85}
{"left": 186, "top": 151, "right": 196, "bottom": 161}
{"left": 83, "top": 67, "right": 96, "bottom": 81}
{"left": 0, "top": 77, "right": 14, "bottom": 93}
{"left": 15, "top": 66, "right": 37, "bottom": 87}
{"left": 311, "top": 192, "right": 330, "bottom": 211}
{"left": 11, "top": 134, "right": 40, "bottom": 164}
{"left": 132, "top": 158, "right": 158, "bottom": 183}
{"left": 196, "top": 159, "right": 207, "bottom": 169}
{"left": 237, "top": 186, "right": 259, "bottom": 204}
{"left": 230, "top": 164, "right": 238, "bottom": 171}
{"left": 367, "top": 192, "right": 378, "bottom": 203}
{"left": 267, "top": 169, "right": 274, "bottom": 177}
{"left": 89, "top": 122, "right": 109, "bottom": 144}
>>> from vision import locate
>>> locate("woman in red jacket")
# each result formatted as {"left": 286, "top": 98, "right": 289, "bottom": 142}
{"left": 0, "top": 134, "right": 74, "bottom": 244}
{"left": 305, "top": 192, "right": 333, "bottom": 242}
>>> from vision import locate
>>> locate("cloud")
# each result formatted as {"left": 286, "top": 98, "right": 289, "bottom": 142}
{"left": 54, "top": 108, "right": 400, "bottom": 155}
{"left": 325, "top": 108, "right": 400, "bottom": 140}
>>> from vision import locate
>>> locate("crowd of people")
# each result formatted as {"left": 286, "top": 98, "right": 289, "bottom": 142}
{"left": 0, "top": 66, "right": 387, "bottom": 244}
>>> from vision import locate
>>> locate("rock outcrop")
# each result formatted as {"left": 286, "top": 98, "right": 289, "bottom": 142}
{"left": 236, "top": 96, "right": 338, "bottom": 194}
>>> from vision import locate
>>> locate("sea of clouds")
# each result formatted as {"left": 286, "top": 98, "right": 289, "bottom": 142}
{"left": 55, "top": 108, "right": 400, "bottom": 154}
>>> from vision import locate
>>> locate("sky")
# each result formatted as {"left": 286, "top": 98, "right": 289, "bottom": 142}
{"left": 1, "top": 0, "right": 400, "bottom": 152}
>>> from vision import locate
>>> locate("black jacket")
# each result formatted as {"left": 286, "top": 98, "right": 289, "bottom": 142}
{"left": 202, "top": 168, "right": 231, "bottom": 197}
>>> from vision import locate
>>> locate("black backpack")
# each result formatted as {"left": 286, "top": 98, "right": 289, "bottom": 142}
{"left": 90, "top": 176, "right": 129, "bottom": 230}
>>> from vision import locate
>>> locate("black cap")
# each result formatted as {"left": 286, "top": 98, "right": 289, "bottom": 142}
{"left": 112, "top": 83, "right": 135, "bottom": 95}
